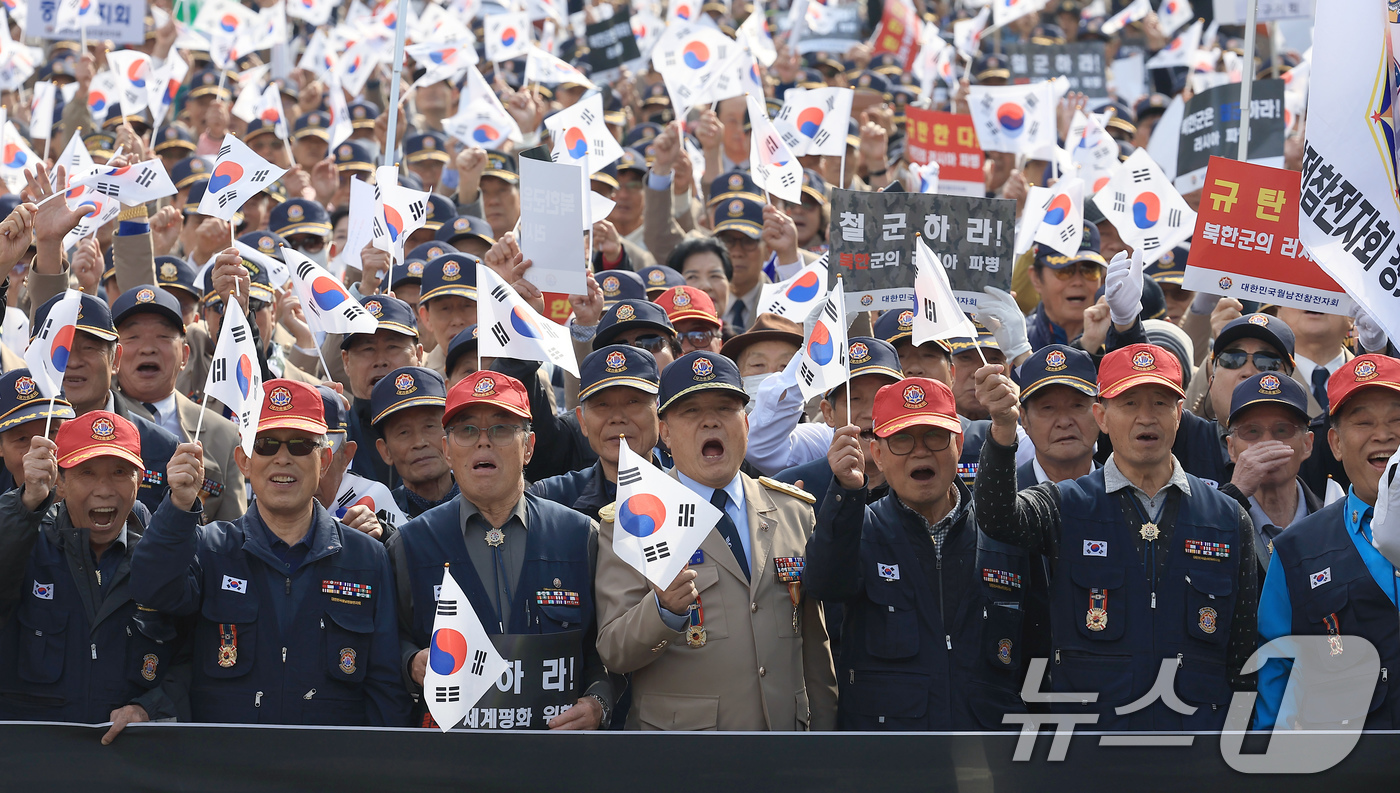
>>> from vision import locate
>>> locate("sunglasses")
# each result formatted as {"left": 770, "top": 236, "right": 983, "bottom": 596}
{"left": 1050, "top": 263, "right": 1104, "bottom": 282}
{"left": 629, "top": 335, "right": 670, "bottom": 353}
{"left": 252, "top": 437, "right": 323, "bottom": 456}
{"left": 1215, "top": 349, "right": 1287, "bottom": 372}
{"left": 678, "top": 329, "right": 719, "bottom": 347}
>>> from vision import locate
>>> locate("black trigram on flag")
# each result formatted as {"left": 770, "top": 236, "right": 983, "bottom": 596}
{"left": 218, "top": 144, "right": 232, "bottom": 158}
{"left": 434, "top": 686, "right": 461, "bottom": 703}
{"left": 231, "top": 323, "right": 248, "bottom": 343}
{"left": 798, "top": 361, "right": 815, "bottom": 386}
{"left": 1059, "top": 225, "right": 1076, "bottom": 242}
{"left": 95, "top": 181, "right": 119, "bottom": 196}
{"left": 470, "top": 650, "right": 487, "bottom": 675}
{"left": 490, "top": 322, "right": 509, "bottom": 346}
{"left": 37, "top": 318, "right": 52, "bottom": 339}
{"left": 779, "top": 172, "right": 797, "bottom": 188}
{"left": 491, "top": 285, "right": 510, "bottom": 302}
{"left": 813, "top": 129, "right": 831, "bottom": 148}
{"left": 781, "top": 131, "right": 801, "bottom": 148}
{"left": 436, "top": 599, "right": 458, "bottom": 616}
{"left": 296, "top": 262, "right": 316, "bottom": 279}
{"left": 1166, "top": 208, "right": 1182, "bottom": 227}
{"left": 409, "top": 201, "right": 425, "bottom": 222}
{"left": 769, "top": 302, "right": 787, "bottom": 316}
{"left": 1025, "top": 94, "right": 1039, "bottom": 109}
{"left": 643, "top": 542, "right": 671, "bottom": 562}
{"left": 764, "top": 137, "right": 779, "bottom": 156}
{"left": 592, "top": 138, "right": 607, "bottom": 154}
{"left": 923, "top": 297, "right": 938, "bottom": 322}
{"left": 1112, "top": 192, "right": 1126, "bottom": 213}
{"left": 1131, "top": 168, "right": 1151, "bottom": 184}
{"left": 823, "top": 300, "right": 839, "bottom": 321}
{"left": 135, "top": 169, "right": 155, "bottom": 187}
{"left": 218, "top": 191, "right": 236, "bottom": 207}
{"left": 677, "top": 503, "right": 695, "bottom": 528}
{"left": 580, "top": 109, "right": 596, "bottom": 125}
{"left": 617, "top": 466, "right": 642, "bottom": 487}
{"left": 211, "top": 358, "right": 227, "bottom": 383}
{"left": 1141, "top": 235, "right": 1160, "bottom": 250}
{"left": 251, "top": 169, "right": 269, "bottom": 183}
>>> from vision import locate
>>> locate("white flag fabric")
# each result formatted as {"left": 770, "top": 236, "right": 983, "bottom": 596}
{"left": 746, "top": 93, "right": 802, "bottom": 204}
{"left": 28, "top": 81, "right": 55, "bottom": 141}
{"left": 1031, "top": 177, "right": 1085, "bottom": 257}
{"left": 287, "top": 0, "right": 334, "bottom": 25}
{"left": 1071, "top": 109, "right": 1119, "bottom": 194}
{"left": 913, "top": 237, "right": 978, "bottom": 346}
{"left": 992, "top": 0, "right": 1048, "bottom": 29}
{"left": 736, "top": 0, "right": 776, "bottom": 66}
{"left": 370, "top": 165, "right": 431, "bottom": 262}
{"left": 233, "top": 240, "right": 291, "bottom": 287}
{"left": 612, "top": 441, "right": 723, "bottom": 589}
{"left": 65, "top": 159, "right": 178, "bottom": 207}
{"left": 545, "top": 93, "right": 623, "bottom": 170}
{"left": 53, "top": 130, "right": 95, "bottom": 184}
{"left": 230, "top": 66, "right": 267, "bottom": 122}
{"left": 443, "top": 99, "right": 522, "bottom": 151}
{"left": 53, "top": 0, "right": 96, "bottom": 35}
{"left": 692, "top": 47, "right": 764, "bottom": 108}
{"left": 85, "top": 70, "right": 119, "bottom": 126}
{"left": 0, "top": 121, "right": 34, "bottom": 192}
{"left": 910, "top": 162, "right": 940, "bottom": 194}
{"left": 967, "top": 81, "right": 1057, "bottom": 154}
{"left": 666, "top": 0, "right": 699, "bottom": 25}
{"left": 1156, "top": 0, "right": 1193, "bottom": 35}
{"left": 61, "top": 186, "right": 120, "bottom": 248}
{"left": 524, "top": 47, "right": 594, "bottom": 88}
{"left": 1145, "top": 19, "right": 1201, "bottom": 69}
{"left": 148, "top": 52, "right": 189, "bottom": 130}
{"left": 23, "top": 288, "right": 81, "bottom": 398}
{"left": 772, "top": 87, "right": 853, "bottom": 158}
{"left": 476, "top": 263, "right": 579, "bottom": 377}
{"left": 1090, "top": 149, "right": 1196, "bottom": 265}
{"left": 202, "top": 299, "right": 264, "bottom": 455}
{"left": 408, "top": 40, "right": 480, "bottom": 88}
{"left": 651, "top": 23, "right": 736, "bottom": 119}
{"left": 423, "top": 566, "right": 509, "bottom": 731}
{"left": 198, "top": 135, "right": 287, "bottom": 221}
{"left": 324, "top": 70, "right": 354, "bottom": 150}
{"left": 483, "top": 12, "right": 531, "bottom": 62}
{"left": 1101, "top": 0, "right": 1150, "bottom": 35}
{"left": 952, "top": 6, "right": 988, "bottom": 57}
{"left": 298, "top": 29, "right": 336, "bottom": 77}
{"left": 794, "top": 278, "right": 849, "bottom": 401}
{"left": 105, "top": 50, "right": 154, "bottom": 113}
{"left": 1015, "top": 185, "right": 1051, "bottom": 258}
{"left": 334, "top": 470, "right": 409, "bottom": 534}
{"left": 336, "top": 41, "right": 379, "bottom": 99}
{"left": 757, "top": 254, "right": 828, "bottom": 321}
{"left": 254, "top": 84, "right": 291, "bottom": 140}
{"left": 284, "top": 246, "right": 380, "bottom": 335}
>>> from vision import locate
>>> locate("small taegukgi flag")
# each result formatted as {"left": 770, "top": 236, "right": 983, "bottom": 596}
{"left": 476, "top": 262, "right": 579, "bottom": 377}
{"left": 105, "top": 50, "right": 154, "bottom": 113}
{"left": 483, "top": 11, "right": 531, "bottom": 62}
{"left": 913, "top": 236, "right": 978, "bottom": 346}
{"left": 1032, "top": 176, "right": 1086, "bottom": 258}
{"left": 24, "top": 288, "right": 81, "bottom": 398}
{"left": 1090, "top": 149, "right": 1196, "bottom": 265}
{"left": 794, "top": 277, "right": 849, "bottom": 402}
{"left": 545, "top": 93, "right": 623, "bottom": 170}
{"left": 772, "top": 86, "right": 854, "bottom": 158}
{"left": 64, "top": 159, "right": 178, "bottom": 207}
{"left": 746, "top": 93, "right": 803, "bottom": 204}
{"left": 334, "top": 471, "right": 409, "bottom": 533}
{"left": 757, "top": 253, "right": 828, "bottom": 320}
{"left": 424, "top": 565, "right": 509, "bottom": 731}
{"left": 203, "top": 298, "right": 263, "bottom": 455}
{"left": 197, "top": 134, "right": 288, "bottom": 221}
{"left": 370, "top": 165, "right": 431, "bottom": 264}
{"left": 283, "top": 246, "right": 380, "bottom": 335}
{"left": 612, "top": 440, "right": 724, "bottom": 589}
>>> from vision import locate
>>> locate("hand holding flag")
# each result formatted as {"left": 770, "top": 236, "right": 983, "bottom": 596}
{"left": 423, "top": 565, "right": 509, "bottom": 731}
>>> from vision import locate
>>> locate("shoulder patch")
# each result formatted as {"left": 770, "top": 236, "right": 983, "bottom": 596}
{"left": 759, "top": 476, "right": 816, "bottom": 504}
{"left": 598, "top": 502, "right": 617, "bottom": 523}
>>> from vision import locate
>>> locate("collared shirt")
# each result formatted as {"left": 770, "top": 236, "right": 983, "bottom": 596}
{"left": 255, "top": 511, "right": 315, "bottom": 575}
{"left": 727, "top": 281, "right": 764, "bottom": 332}
{"left": 675, "top": 469, "right": 750, "bottom": 566}
{"left": 1293, "top": 350, "right": 1348, "bottom": 386}
{"left": 895, "top": 485, "right": 961, "bottom": 557}
{"left": 1248, "top": 480, "right": 1309, "bottom": 566}
{"left": 90, "top": 525, "right": 129, "bottom": 595}
{"left": 459, "top": 495, "right": 530, "bottom": 632}
{"left": 1031, "top": 457, "right": 1098, "bottom": 485}
{"left": 1103, "top": 453, "right": 1192, "bottom": 515}
{"left": 1256, "top": 488, "right": 1400, "bottom": 729}
{"left": 146, "top": 393, "right": 183, "bottom": 439}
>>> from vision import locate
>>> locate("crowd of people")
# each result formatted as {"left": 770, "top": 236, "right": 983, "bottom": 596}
{"left": 0, "top": 0, "right": 1382, "bottom": 748}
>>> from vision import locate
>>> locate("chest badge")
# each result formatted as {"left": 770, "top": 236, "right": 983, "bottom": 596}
{"left": 141, "top": 653, "right": 159, "bottom": 681}
{"left": 997, "top": 639, "right": 1013, "bottom": 664}
{"left": 1086, "top": 588, "right": 1109, "bottom": 631}
{"left": 1139, "top": 522, "right": 1160, "bottom": 542}
{"left": 217, "top": 623, "right": 238, "bottom": 668}
{"left": 1325, "top": 613, "right": 1344, "bottom": 656}
{"left": 1198, "top": 607, "right": 1218, "bottom": 634}
{"left": 339, "top": 648, "right": 357, "bottom": 675}
{"left": 485, "top": 527, "right": 505, "bottom": 548}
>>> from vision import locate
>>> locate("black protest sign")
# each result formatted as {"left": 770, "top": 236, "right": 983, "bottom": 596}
{"left": 448, "top": 631, "right": 584, "bottom": 730}
{"left": 1175, "top": 79, "right": 1286, "bottom": 193}
{"left": 829, "top": 188, "right": 1015, "bottom": 313}
{"left": 584, "top": 7, "right": 641, "bottom": 85}
{"left": 794, "top": 5, "right": 863, "bottom": 55}
{"left": 1003, "top": 42, "right": 1108, "bottom": 98}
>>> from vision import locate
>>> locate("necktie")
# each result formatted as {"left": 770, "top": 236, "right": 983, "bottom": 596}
{"left": 710, "top": 489, "right": 750, "bottom": 581}
{"left": 1311, "top": 367, "right": 1330, "bottom": 415}
{"left": 728, "top": 298, "right": 746, "bottom": 330}
{"left": 142, "top": 402, "right": 159, "bottom": 422}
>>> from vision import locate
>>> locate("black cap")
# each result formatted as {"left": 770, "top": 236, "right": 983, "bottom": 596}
{"left": 0, "top": 369, "right": 74, "bottom": 432}
{"left": 405, "top": 132, "right": 450, "bottom": 164}
{"left": 188, "top": 67, "right": 231, "bottom": 100}
{"left": 155, "top": 256, "right": 199, "bottom": 301}
{"left": 595, "top": 299, "right": 675, "bottom": 349}
{"left": 590, "top": 160, "right": 619, "bottom": 190}
{"left": 435, "top": 213, "right": 496, "bottom": 246}
{"left": 579, "top": 344, "right": 661, "bottom": 401}
{"left": 370, "top": 366, "right": 447, "bottom": 426}
{"left": 622, "top": 122, "right": 663, "bottom": 149}
{"left": 318, "top": 384, "right": 350, "bottom": 435}
{"left": 153, "top": 125, "right": 196, "bottom": 154}
{"left": 973, "top": 54, "right": 1011, "bottom": 82}
{"left": 238, "top": 229, "right": 290, "bottom": 261}
{"left": 422, "top": 194, "right": 456, "bottom": 233}
{"left": 1213, "top": 314, "right": 1296, "bottom": 366}
{"left": 844, "top": 337, "right": 904, "bottom": 384}
{"left": 483, "top": 151, "right": 519, "bottom": 184}
{"left": 293, "top": 110, "right": 332, "bottom": 141}
{"left": 639, "top": 264, "right": 685, "bottom": 296}
{"left": 708, "top": 170, "right": 764, "bottom": 207}
{"left": 341, "top": 295, "right": 418, "bottom": 349}
{"left": 244, "top": 117, "right": 281, "bottom": 142}
{"left": 1016, "top": 344, "right": 1098, "bottom": 401}
{"left": 659, "top": 350, "right": 748, "bottom": 413}
{"left": 873, "top": 306, "right": 918, "bottom": 345}
{"left": 113, "top": 285, "right": 185, "bottom": 332}
{"left": 333, "top": 139, "right": 376, "bottom": 173}
{"left": 171, "top": 156, "right": 212, "bottom": 188}
{"left": 420, "top": 253, "right": 480, "bottom": 303}
{"left": 1036, "top": 223, "right": 1106, "bottom": 269}
{"left": 1144, "top": 245, "right": 1190, "bottom": 285}
{"left": 598, "top": 270, "right": 647, "bottom": 304}
{"left": 1228, "top": 372, "right": 1310, "bottom": 425}
{"left": 445, "top": 325, "right": 479, "bottom": 376}
{"left": 711, "top": 196, "right": 764, "bottom": 239}
{"left": 617, "top": 147, "right": 648, "bottom": 174}
{"left": 33, "top": 292, "right": 117, "bottom": 342}
{"left": 348, "top": 100, "right": 380, "bottom": 129}
{"left": 271, "top": 198, "right": 332, "bottom": 238}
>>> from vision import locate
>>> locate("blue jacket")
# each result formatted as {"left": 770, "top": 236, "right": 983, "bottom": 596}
{"left": 528, "top": 461, "right": 616, "bottom": 521}
{"left": 130, "top": 497, "right": 411, "bottom": 726}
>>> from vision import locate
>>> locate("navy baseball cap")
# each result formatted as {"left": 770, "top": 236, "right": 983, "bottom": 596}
{"left": 293, "top": 111, "right": 331, "bottom": 141}
{"left": 405, "top": 132, "right": 450, "bottom": 164}
{"left": 238, "top": 229, "right": 290, "bottom": 262}
{"left": 1016, "top": 344, "right": 1098, "bottom": 401}
{"left": 659, "top": 350, "right": 748, "bottom": 413}
{"left": 371, "top": 366, "right": 447, "bottom": 427}
{"left": 598, "top": 270, "right": 647, "bottom": 304}
{"left": 113, "top": 285, "right": 185, "bottom": 332}
{"left": 944, "top": 318, "right": 1001, "bottom": 354}
{"left": 271, "top": 198, "right": 332, "bottom": 238}
{"left": 579, "top": 344, "right": 661, "bottom": 401}
{"left": 445, "top": 325, "right": 479, "bottom": 376}
{"left": 33, "top": 292, "right": 117, "bottom": 342}
{"left": 408, "top": 241, "right": 456, "bottom": 265}
{"left": 1036, "top": 223, "right": 1106, "bottom": 269}
{"left": 1228, "top": 371, "right": 1310, "bottom": 426}
{"left": 153, "top": 125, "right": 196, "bottom": 154}
{"left": 423, "top": 194, "right": 457, "bottom": 232}
{"left": 333, "top": 139, "right": 376, "bottom": 173}
{"left": 419, "top": 253, "right": 480, "bottom": 303}
{"left": 348, "top": 100, "right": 379, "bottom": 130}
{"left": 712, "top": 197, "right": 764, "bottom": 239}
{"left": 1144, "top": 246, "right": 1190, "bottom": 286}
{"left": 842, "top": 337, "right": 904, "bottom": 388}
{"left": 341, "top": 294, "right": 418, "bottom": 349}
{"left": 873, "top": 307, "right": 918, "bottom": 345}
{"left": 639, "top": 264, "right": 685, "bottom": 297}
{"left": 708, "top": 171, "right": 764, "bottom": 207}
{"left": 435, "top": 214, "right": 496, "bottom": 246}
{"left": 318, "top": 384, "right": 349, "bottom": 435}
{"left": 483, "top": 151, "right": 519, "bottom": 184}
{"left": 382, "top": 258, "right": 427, "bottom": 291}
{"left": 156, "top": 256, "right": 199, "bottom": 301}
{"left": 0, "top": 369, "right": 74, "bottom": 432}
{"left": 1213, "top": 313, "right": 1296, "bottom": 366}
{"left": 595, "top": 299, "right": 675, "bottom": 349}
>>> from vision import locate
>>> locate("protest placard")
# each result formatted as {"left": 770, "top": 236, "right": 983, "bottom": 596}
{"left": 869, "top": 0, "right": 919, "bottom": 71}
{"left": 903, "top": 107, "right": 985, "bottom": 197}
{"left": 518, "top": 157, "right": 586, "bottom": 295}
{"left": 1174, "top": 79, "right": 1285, "bottom": 193}
{"left": 1002, "top": 41, "right": 1108, "bottom": 98}
{"left": 29, "top": 0, "right": 147, "bottom": 44}
{"left": 584, "top": 7, "right": 641, "bottom": 85}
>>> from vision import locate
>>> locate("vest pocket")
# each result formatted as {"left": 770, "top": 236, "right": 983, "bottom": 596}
{"left": 16, "top": 604, "right": 67, "bottom": 684}
{"left": 200, "top": 597, "right": 258, "bottom": 679}
{"left": 125, "top": 610, "right": 178, "bottom": 690}
{"left": 538, "top": 604, "right": 582, "bottom": 630}
{"left": 1296, "top": 583, "right": 1382, "bottom": 727}
{"left": 323, "top": 608, "right": 374, "bottom": 685}
{"left": 863, "top": 581, "right": 918, "bottom": 660}
{"left": 983, "top": 602, "right": 1024, "bottom": 671}
{"left": 1069, "top": 564, "right": 1125, "bottom": 641}
{"left": 842, "top": 670, "right": 930, "bottom": 729}
{"left": 1184, "top": 569, "right": 1233, "bottom": 645}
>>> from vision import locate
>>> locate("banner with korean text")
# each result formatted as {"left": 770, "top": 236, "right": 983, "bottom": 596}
{"left": 1181, "top": 156, "right": 1352, "bottom": 315}
{"left": 903, "top": 108, "right": 985, "bottom": 198}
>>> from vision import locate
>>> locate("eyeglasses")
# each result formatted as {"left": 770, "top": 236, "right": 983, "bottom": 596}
{"left": 252, "top": 437, "right": 324, "bottom": 456}
{"left": 1231, "top": 422, "right": 1306, "bottom": 442}
{"left": 1216, "top": 349, "right": 1287, "bottom": 372}
{"left": 447, "top": 424, "right": 527, "bottom": 446}
{"left": 678, "top": 329, "right": 719, "bottom": 347}
{"left": 628, "top": 335, "right": 670, "bottom": 353}
{"left": 883, "top": 428, "right": 953, "bottom": 455}
{"left": 1050, "top": 263, "right": 1104, "bottom": 282}
{"left": 248, "top": 299, "right": 269, "bottom": 313}
{"left": 618, "top": 179, "right": 644, "bottom": 191}
{"left": 720, "top": 234, "right": 761, "bottom": 252}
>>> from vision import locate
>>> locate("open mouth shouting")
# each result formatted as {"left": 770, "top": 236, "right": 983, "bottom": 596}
{"left": 89, "top": 506, "right": 119, "bottom": 529}
{"left": 908, "top": 465, "right": 936, "bottom": 482}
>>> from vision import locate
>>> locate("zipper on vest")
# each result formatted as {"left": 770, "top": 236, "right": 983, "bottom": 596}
{"left": 1151, "top": 591, "right": 1157, "bottom": 609}
{"left": 255, "top": 691, "right": 263, "bottom": 707}
{"left": 1176, "top": 653, "right": 1183, "bottom": 669}
{"left": 1384, "top": 668, "right": 1389, "bottom": 682}
{"left": 282, "top": 647, "right": 287, "bottom": 663}
{"left": 1054, "top": 649, "right": 1060, "bottom": 664}
{"left": 90, "top": 643, "right": 97, "bottom": 660}
{"left": 936, "top": 554, "right": 949, "bottom": 650}
{"left": 285, "top": 578, "right": 291, "bottom": 595}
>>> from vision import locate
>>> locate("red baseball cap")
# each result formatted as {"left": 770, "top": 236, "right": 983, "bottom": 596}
{"left": 872, "top": 377, "right": 963, "bottom": 437}
{"left": 443, "top": 370, "right": 531, "bottom": 426}
{"left": 259, "top": 379, "right": 329, "bottom": 435}
{"left": 1098, "top": 343, "right": 1185, "bottom": 400}
{"left": 654, "top": 286, "right": 721, "bottom": 329}
{"left": 57, "top": 410, "right": 142, "bottom": 469}
{"left": 1327, "top": 354, "right": 1400, "bottom": 416}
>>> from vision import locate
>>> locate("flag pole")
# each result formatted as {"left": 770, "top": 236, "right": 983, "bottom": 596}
{"left": 194, "top": 392, "right": 210, "bottom": 443}
{"left": 314, "top": 343, "right": 331, "bottom": 380}
{"left": 1236, "top": 2, "right": 1258, "bottom": 161}
{"left": 43, "top": 395, "right": 56, "bottom": 437}
{"left": 383, "top": 0, "right": 410, "bottom": 165}
{"left": 838, "top": 144, "right": 846, "bottom": 190}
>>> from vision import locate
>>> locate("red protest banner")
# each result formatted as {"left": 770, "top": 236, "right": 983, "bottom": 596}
{"left": 903, "top": 107, "right": 985, "bottom": 196}
{"left": 540, "top": 292, "right": 573, "bottom": 324}
{"left": 870, "top": 0, "right": 919, "bottom": 70}
{"left": 1181, "top": 155, "right": 1353, "bottom": 315}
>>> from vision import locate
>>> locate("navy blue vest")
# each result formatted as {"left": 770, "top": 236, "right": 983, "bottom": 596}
{"left": 1049, "top": 469, "right": 1242, "bottom": 730}
{"left": 835, "top": 487, "right": 1036, "bottom": 730}
{"left": 396, "top": 494, "right": 595, "bottom": 647}
{"left": 1275, "top": 500, "right": 1400, "bottom": 728}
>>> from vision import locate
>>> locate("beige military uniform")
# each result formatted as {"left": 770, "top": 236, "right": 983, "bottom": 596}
{"left": 125, "top": 391, "right": 248, "bottom": 521}
{"left": 594, "top": 474, "right": 837, "bottom": 731}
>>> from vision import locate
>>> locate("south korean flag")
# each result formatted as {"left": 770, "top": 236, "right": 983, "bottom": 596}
{"left": 545, "top": 93, "right": 624, "bottom": 171}
{"left": 477, "top": 263, "right": 579, "bottom": 377}
{"left": 1032, "top": 176, "right": 1085, "bottom": 257}
{"left": 370, "top": 165, "right": 431, "bottom": 265}
{"left": 612, "top": 441, "right": 723, "bottom": 589}
{"left": 746, "top": 93, "right": 803, "bottom": 204}
{"left": 61, "top": 184, "right": 121, "bottom": 249}
{"left": 1090, "top": 149, "right": 1196, "bottom": 265}
{"left": 966, "top": 81, "right": 1057, "bottom": 155}
{"left": 63, "top": 159, "right": 177, "bottom": 208}
{"left": 794, "top": 278, "right": 849, "bottom": 402}
{"left": 197, "top": 134, "right": 287, "bottom": 221}
{"left": 283, "top": 246, "right": 379, "bottom": 335}
{"left": 773, "top": 87, "right": 854, "bottom": 157}
{"left": 202, "top": 299, "right": 263, "bottom": 455}
{"left": 335, "top": 471, "right": 409, "bottom": 535}
{"left": 424, "top": 565, "right": 508, "bottom": 732}
{"left": 757, "top": 253, "right": 828, "bottom": 321}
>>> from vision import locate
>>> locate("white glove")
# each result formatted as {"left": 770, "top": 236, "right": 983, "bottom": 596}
{"left": 1350, "top": 303, "right": 1388, "bottom": 353}
{"left": 973, "top": 286, "right": 1031, "bottom": 361}
{"left": 1371, "top": 449, "right": 1400, "bottom": 568}
{"left": 1104, "top": 248, "right": 1144, "bottom": 326}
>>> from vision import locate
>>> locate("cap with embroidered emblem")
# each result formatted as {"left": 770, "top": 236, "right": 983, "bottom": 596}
{"left": 599, "top": 270, "right": 647, "bottom": 304}
{"left": 1017, "top": 344, "right": 1098, "bottom": 401}
{"left": 33, "top": 292, "right": 117, "bottom": 342}
{"left": 258, "top": 379, "right": 329, "bottom": 434}
{"left": 1327, "top": 354, "right": 1400, "bottom": 417}
{"left": 445, "top": 325, "right": 480, "bottom": 376}
{"left": 654, "top": 285, "right": 721, "bottom": 329}
{"left": 340, "top": 295, "right": 418, "bottom": 349}
{"left": 873, "top": 377, "right": 962, "bottom": 436}
{"left": 579, "top": 345, "right": 661, "bottom": 401}
{"left": 595, "top": 299, "right": 675, "bottom": 349}
{"left": 639, "top": 265, "right": 685, "bottom": 297}
{"left": 371, "top": 366, "right": 447, "bottom": 427}
{"left": 420, "top": 253, "right": 480, "bottom": 303}
{"left": 1098, "top": 343, "right": 1185, "bottom": 399}
{"left": 658, "top": 350, "right": 749, "bottom": 413}
{"left": 443, "top": 370, "right": 531, "bottom": 425}
{"left": 1228, "top": 371, "right": 1309, "bottom": 426}
{"left": 1213, "top": 313, "right": 1296, "bottom": 366}
{"left": 113, "top": 285, "right": 185, "bottom": 332}
{"left": 0, "top": 369, "right": 73, "bottom": 433}
{"left": 57, "top": 410, "right": 142, "bottom": 469}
